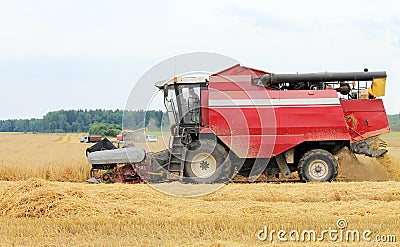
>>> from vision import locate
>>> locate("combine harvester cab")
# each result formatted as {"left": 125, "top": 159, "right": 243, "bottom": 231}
{"left": 86, "top": 64, "right": 390, "bottom": 184}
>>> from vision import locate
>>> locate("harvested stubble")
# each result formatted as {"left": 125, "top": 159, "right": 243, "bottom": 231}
{"left": 0, "top": 179, "right": 399, "bottom": 246}
{"left": 0, "top": 132, "right": 399, "bottom": 245}
{"left": 0, "top": 179, "right": 101, "bottom": 218}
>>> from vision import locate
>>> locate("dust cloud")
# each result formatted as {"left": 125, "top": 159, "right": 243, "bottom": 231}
{"left": 336, "top": 147, "right": 400, "bottom": 181}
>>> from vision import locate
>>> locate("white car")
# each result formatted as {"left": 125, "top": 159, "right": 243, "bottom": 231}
{"left": 145, "top": 135, "right": 157, "bottom": 142}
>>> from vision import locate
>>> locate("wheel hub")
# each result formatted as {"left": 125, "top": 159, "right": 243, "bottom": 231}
{"left": 190, "top": 153, "right": 217, "bottom": 178}
{"left": 200, "top": 161, "right": 210, "bottom": 170}
{"left": 308, "top": 159, "right": 328, "bottom": 180}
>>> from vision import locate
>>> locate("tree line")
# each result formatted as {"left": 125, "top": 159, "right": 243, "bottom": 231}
{"left": 0, "top": 109, "right": 165, "bottom": 134}
{"left": 388, "top": 114, "right": 400, "bottom": 132}
{"left": 0, "top": 109, "right": 399, "bottom": 133}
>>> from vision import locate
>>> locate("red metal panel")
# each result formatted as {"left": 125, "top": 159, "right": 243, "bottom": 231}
{"left": 212, "top": 64, "right": 269, "bottom": 77}
{"left": 276, "top": 90, "right": 349, "bottom": 142}
{"left": 207, "top": 72, "right": 349, "bottom": 158}
{"left": 340, "top": 99, "right": 390, "bottom": 142}
{"left": 218, "top": 135, "right": 276, "bottom": 158}
{"left": 205, "top": 65, "right": 389, "bottom": 158}
{"left": 277, "top": 105, "right": 350, "bottom": 141}
{"left": 206, "top": 90, "right": 276, "bottom": 158}
{"left": 209, "top": 75, "right": 265, "bottom": 92}
{"left": 279, "top": 89, "right": 338, "bottom": 99}
{"left": 208, "top": 107, "right": 276, "bottom": 136}
{"left": 207, "top": 85, "right": 352, "bottom": 157}
{"left": 208, "top": 88, "right": 279, "bottom": 99}
{"left": 340, "top": 99, "right": 386, "bottom": 112}
{"left": 200, "top": 88, "right": 209, "bottom": 127}
{"left": 273, "top": 135, "right": 304, "bottom": 156}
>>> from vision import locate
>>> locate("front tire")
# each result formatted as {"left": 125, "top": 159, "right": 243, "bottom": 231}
{"left": 298, "top": 149, "right": 338, "bottom": 182}
{"left": 184, "top": 139, "right": 233, "bottom": 183}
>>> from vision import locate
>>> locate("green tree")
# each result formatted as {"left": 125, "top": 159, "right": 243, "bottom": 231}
{"left": 0, "top": 109, "right": 168, "bottom": 133}
{"left": 89, "top": 123, "right": 122, "bottom": 137}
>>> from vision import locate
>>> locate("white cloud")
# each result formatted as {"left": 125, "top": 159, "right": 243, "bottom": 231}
{"left": 0, "top": 0, "right": 399, "bottom": 118}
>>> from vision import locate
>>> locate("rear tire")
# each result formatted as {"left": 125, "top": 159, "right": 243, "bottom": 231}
{"left": 184, "top": 139, "right": 233, "bottom": 183}
{"left": 298, "top": 149, "right": 338, "bottom": 182}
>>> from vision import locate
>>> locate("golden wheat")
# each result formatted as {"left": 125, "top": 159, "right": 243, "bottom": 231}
{"left": 0, "top": 133, "right": 399, "bottom": 246}
{"left": 1, "top": 133, "right": 399, "bottom": 183}
{"left": 0, "top": 179, "right": 398, "bottom": 246}
{"left": 0, "top": 133, "right": 91, "bottom": 181}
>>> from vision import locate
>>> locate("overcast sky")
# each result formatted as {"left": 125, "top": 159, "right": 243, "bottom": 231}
{"left": 0, "top": 0, "right": 399, "bottom": 120}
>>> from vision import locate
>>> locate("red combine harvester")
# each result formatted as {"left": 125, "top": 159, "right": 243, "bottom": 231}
{"left": 86, "top": 64, "right": 390, "bottom": 183}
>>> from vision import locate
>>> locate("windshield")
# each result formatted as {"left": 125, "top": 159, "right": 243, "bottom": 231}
{"left": 164, "top": 84, "right": 200, "bottom": 129}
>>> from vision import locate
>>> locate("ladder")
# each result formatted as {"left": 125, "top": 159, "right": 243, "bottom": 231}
{"left": 166, "top": 135, "right": 186, "bottom": 181}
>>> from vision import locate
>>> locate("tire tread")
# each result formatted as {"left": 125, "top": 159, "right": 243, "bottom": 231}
{"left": 298, "top": 149, "right": 338, "bottom": 182}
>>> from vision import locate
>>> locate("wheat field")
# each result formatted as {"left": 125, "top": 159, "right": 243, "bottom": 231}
{"left": 0, "top": 133, "right": 92, "bottom": 182}
{"left": 0, "top": 133, "right": 399, "bottom": 246}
